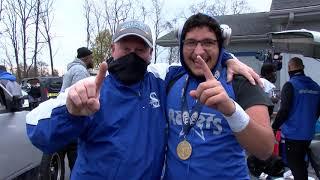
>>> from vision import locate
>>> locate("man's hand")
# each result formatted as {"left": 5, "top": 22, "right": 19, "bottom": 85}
{"left": 66, "top": 62, "right": 108, "bottom": 116}
{"left": 190, "top": 56, "right": 235, "bottom": 116}
{"left": 226, "top": 58, "right": 263, "bottom": 87}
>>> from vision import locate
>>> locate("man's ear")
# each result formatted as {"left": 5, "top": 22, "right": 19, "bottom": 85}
{"left": 111, "top": 44, "right": 115, "bottom": 56}
{"left": 149, "top": 48, "right": 153, "bottom": 59}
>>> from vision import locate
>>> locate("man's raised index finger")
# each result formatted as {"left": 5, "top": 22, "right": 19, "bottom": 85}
{"left": 95, "top": 62, "right": 108, "bottom": 90}
{"left": 197, "top": 55, "right": 215, "bottom": 80}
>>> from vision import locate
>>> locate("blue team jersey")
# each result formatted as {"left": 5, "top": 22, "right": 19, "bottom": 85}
{"left": 164, "top": 50, "right": 250, "bottom": 179}
{"left": 26, "top": 66, "right": 168, "bottom": 180}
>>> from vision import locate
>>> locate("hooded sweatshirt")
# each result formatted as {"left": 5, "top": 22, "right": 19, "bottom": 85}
{"left": 163, "top": 26, "right": 271, "bottom": 180}
{"left": 60, "top": 58, "right": 90, "bottom": 92}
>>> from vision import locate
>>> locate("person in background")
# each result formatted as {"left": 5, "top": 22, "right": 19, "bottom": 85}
{"left": 260, "top": 63, "right": 279, "bottom": 115}
{"left": 272, "top": 57, "right": 320, "bottom": 180}
{"left": 60, "top": 47, "right": 94, "bottom": 92}
{"left": 39, "top": 47, "right": 93, "bottom": 179}
{"left": 56, "top": 47, "right": 93, "bottom": 170}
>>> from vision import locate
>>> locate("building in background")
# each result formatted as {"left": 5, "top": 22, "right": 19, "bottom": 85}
{"left": 157, "top": 0, "right": 320, "bottom": 90}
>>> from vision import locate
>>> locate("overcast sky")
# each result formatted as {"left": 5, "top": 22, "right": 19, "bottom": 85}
{"left": 52, "top": 0, "right": 272, "bottom": 74}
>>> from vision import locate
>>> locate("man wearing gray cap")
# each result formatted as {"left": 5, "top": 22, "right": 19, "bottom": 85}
{"left": 27, "top": 20, "right": 167, "bottom": 180}
{"left": 26, "top": 20, "right": 260, "bottom": 180}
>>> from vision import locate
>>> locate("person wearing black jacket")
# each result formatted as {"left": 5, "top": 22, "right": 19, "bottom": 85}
{"left": 272, "top": 57, "right": 320, "bottom": 180}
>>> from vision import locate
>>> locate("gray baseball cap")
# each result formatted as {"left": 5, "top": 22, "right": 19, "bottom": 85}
{"left": 112, "top": 20, "right": 153, "bottom": 48}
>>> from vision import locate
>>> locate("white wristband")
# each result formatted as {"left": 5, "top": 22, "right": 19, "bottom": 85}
{"left": 224, "top": 101, "right": 250, "bottom": 133}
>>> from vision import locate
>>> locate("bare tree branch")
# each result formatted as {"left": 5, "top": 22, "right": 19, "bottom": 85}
{"left": 3, "top": 0, "right": 21, "bottom": 79}
{"left": 15, "top": 0, "right": 37, "bottom": 77}
{"left": 32, "top": 0, "right": 41, "bottom": 76}
{"left": 0, "top": 0, "right": 4, "bottom": 24}
{"left": 83, "top": 0, "right": 92, "bottom": 48}
{"left": 150, "top": 0, "right": 166, "bottom": 63}
{"left": 40, "top": 0, "right": 55, "bottom": 75}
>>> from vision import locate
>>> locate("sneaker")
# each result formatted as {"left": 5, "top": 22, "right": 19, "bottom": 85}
{"left": 283, "top": 170, "right": 294, "bottom": 179}
{"left": 259, "top": 172, "right": 271, "bottom": 180}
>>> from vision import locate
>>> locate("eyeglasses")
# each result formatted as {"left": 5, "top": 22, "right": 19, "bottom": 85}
{"left": 183, "top": 39, "right": 218, "bottom": 50}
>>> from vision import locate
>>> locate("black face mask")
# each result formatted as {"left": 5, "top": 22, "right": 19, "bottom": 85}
{"left": 267, "top": 73, "right": 277, "bottom": 83}
{"left": 108, "top": 52, "right": 149, "bottom": 85}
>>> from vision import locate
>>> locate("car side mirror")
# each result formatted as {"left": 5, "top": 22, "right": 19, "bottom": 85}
{"left": 0, "top": 83, "right": 26, "bottom": 112}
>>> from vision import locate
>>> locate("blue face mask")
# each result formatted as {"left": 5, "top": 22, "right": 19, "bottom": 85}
{"left": 108, "top": 52, "right": 148, "bottom": 85}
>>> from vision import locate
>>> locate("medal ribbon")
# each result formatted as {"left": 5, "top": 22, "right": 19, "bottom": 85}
{"left": 180, "top": 75, "right": 203, "bottom": 136}
{"left": 180, "top": 56, "right": 224, "bottom": 137}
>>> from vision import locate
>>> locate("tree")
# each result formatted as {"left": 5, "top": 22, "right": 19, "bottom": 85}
{"left": 230, "top": 0, "right": 252, "bottom": 14}
{"left": 27, "top": 60, "right": 57, "bottom": 76}
{"left": 131, "top": 0, "right": 148, "bottom": 22}
{"left": 40, "top": 0, "right": 55, "bottom": 75}
{"left": 0, "top": 42, "right": 15, "bottom": 73}
{"left": 150, "top": 0, "right": 165, "bottom": 63}
{"left": 32, "top": 0, "right": 41, "bottom": 76}
{"left": 91, "top": 29, "right": 112, "bottom": 66}
{"left": 37, "top": 60, "right": 48, "bottom": 76}
{"left": 0, "top": 0, "right": 4, "bottom": 23}
{"left": 187, "top": 0, "right": 252, "bottom": 17}
{"left": 1, "top": 0, "right": 57, "bottom": 79}
{"left": 3, "top": 0, "right": 21, "bottom": 80}
{"left": 104, "top": 0, "right": 132, "bottom": 36}
{"left": 188, "top": 0, "right": 228, "bottom": 16}
{"left": 92, "top": 4, "right": 105, "bottom": 65}
{"left": 52, "top": 68, "right": 58, "bottom": 76}
{"left": 83, "top": 0, "right": 92, "bottom": 48}
{"left": 15, "top": 0, "right": 37, "bottom": 77}
{"left": 85, "top": 0, "right": 136, "bottom": 66}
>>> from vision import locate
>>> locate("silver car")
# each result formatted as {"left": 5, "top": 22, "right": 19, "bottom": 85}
{"left": 0, "top": 83, "right": 42, "bottom": 179}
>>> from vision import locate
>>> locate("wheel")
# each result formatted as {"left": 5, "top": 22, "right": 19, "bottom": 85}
{"left": 39, "top": 153, "right": 65, "bottom": 180}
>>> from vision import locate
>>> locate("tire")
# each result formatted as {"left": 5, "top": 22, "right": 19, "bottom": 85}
{"left": 39, "top": 153, "right": 65, "bottom": 180}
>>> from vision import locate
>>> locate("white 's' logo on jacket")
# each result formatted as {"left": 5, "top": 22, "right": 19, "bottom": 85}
{"left": 149, "top": 92, "right": 160, "bottom": 108}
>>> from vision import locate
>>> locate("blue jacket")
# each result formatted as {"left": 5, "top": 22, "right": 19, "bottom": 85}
{"left": 26, "top": 69, "right": 167, "bottom": 180}
{"left": 164, "top": 48, "right": 250, "bottom": 180}
{"left": 282, "top": 75, "right": 320, "bottom": 140}
{"left": 0, "top": 70, "right": 16, "bottom": 81}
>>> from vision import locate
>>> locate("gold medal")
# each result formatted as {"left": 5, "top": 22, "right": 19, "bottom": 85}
{"left": 176, "top": 140, "right": 192, "bottom": 160}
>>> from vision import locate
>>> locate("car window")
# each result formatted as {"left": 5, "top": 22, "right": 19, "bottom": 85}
{"left": 48, "top": 79, "right": 62, "bottom": 89}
